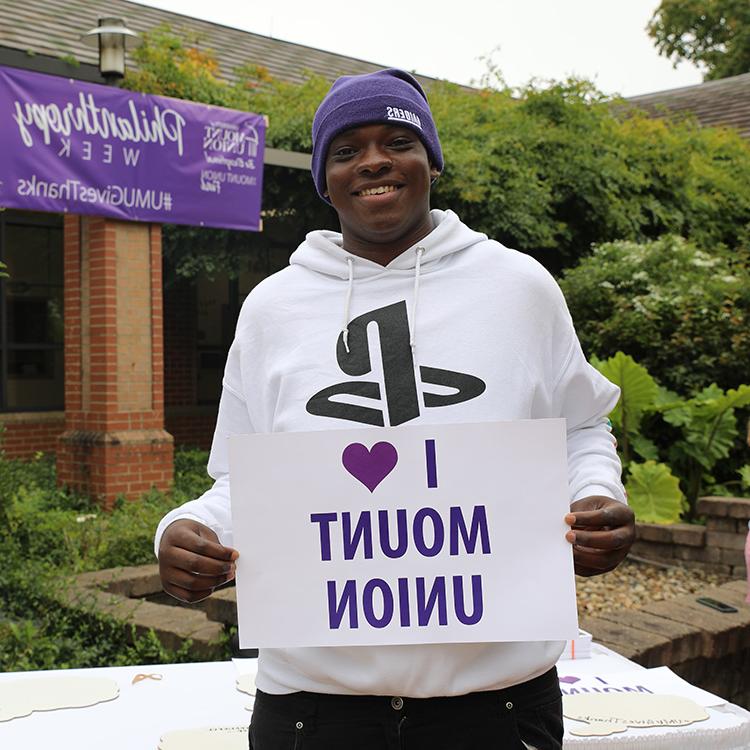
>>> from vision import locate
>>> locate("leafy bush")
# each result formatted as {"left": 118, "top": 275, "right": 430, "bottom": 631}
{"left": 0, "top": 552, "right": 196, "bottom": 672}
{"left": 0, "top": 447, "right": 219, "bottom": 671}
{"left": 592, "top": 352, "right": 750, "bottom": 520}
{"left": 124, "top": 29, "right": 750, "bottom": 277}
{"left": 562, "top": 236, "right": 750, "bottom": 395}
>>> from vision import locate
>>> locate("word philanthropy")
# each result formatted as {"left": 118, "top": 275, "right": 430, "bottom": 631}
{"left": 12, "top": 92, "right": 186, "bottom": 155}
{"left": 16, "top": 174, "right": 173, "bottom": 211}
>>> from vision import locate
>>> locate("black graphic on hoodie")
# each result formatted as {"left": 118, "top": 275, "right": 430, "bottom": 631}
{"left": 306, "top": 301, "right": 486, "bottom": 426}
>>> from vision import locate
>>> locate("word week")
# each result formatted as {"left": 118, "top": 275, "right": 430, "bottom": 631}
{"left": 310, "top": 505, "right": 492, "bottom": 631}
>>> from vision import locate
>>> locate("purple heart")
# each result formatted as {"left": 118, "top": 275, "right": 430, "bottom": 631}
{"left": 559, "top": 675, "right": 580, "bottom": 685}
{"left": 342, "top": 442, "right": 398, "bottom": 493}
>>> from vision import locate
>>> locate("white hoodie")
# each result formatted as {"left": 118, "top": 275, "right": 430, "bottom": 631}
{"left": 155, "top": 209, "right": 625, "bottom": 697}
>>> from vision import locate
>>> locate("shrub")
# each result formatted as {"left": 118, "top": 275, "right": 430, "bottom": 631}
{"left": 561, "top": 235, "right": 750, "bottom": 395}
{"left": 0, "top": 447, "right": 222, "bottom": 671}
{"left": 124, "top": 29, "right": 750, "bottom": 277}
{"left": 592, "top": 351, "right": 750, "bottom": 520}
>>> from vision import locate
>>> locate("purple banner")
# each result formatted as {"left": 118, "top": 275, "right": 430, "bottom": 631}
{"left": 0, "top": 65, "right": 265, "bottom": 230}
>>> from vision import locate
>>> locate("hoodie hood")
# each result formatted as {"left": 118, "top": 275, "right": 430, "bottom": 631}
{"left": 289, "top": 209, "right": 488, "bottom": 280}
{"left": 289, "top": 209, "right": 489, "bottom": 352}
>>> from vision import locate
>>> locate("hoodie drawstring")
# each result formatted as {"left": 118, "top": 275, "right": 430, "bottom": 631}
{"left": 341, "top": 247, "right": 425, "bottom": 354}
{"left": 342, "top": 256, "right": 354, "bottom": 353}
{"left": 410, "top": 246, "right": 425, "bottom": 351}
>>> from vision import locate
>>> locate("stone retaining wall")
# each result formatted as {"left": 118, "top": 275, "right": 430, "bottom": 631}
{"left": 632, "top": 496, "right": 750, "bottom": 579}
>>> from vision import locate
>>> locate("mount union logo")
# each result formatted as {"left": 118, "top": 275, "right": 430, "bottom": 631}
{"left": 306, "top": 301, "right": 486, "bottom": 426}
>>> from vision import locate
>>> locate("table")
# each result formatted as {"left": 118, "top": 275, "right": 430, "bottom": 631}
{"left": 1, "top": 647, "right": 749, "bottom": 749}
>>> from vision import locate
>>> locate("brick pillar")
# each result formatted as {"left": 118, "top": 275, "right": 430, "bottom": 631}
{"left": 57, "top": 216, "right": 173, "bottom": 508}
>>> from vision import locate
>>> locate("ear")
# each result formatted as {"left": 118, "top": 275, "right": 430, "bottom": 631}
{"left": 430, "top": 166, "right": 440, "bottom": 184}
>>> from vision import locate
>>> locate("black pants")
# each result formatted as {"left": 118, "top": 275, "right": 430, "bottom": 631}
{"left": 249, "top": 667, "right": 563, "bottom": 750}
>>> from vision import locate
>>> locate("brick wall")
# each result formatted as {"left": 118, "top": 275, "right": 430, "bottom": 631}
{"left": 57, "top": 217, "right": 173, "bottom": 507}
{"left": 632, "top": 496, "right": 750, "bottom": 579}
{"left": 0, "top": 412, "right": 65, "bottom": 458}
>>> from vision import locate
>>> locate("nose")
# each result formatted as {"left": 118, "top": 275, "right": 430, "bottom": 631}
{"left": 358, "top": 142, "right": 392, "bottom": 175}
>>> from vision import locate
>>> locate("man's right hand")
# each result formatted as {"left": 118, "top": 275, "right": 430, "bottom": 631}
{"left": 158, "top": 519, "right": 239, "bottom": 603}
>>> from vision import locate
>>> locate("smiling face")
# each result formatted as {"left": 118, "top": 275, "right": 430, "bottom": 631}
{"left": 324, "top": 123, "right": 439, "bottom": 265}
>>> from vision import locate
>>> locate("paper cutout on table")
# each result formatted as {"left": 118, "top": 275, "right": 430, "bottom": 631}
{"left": 132, "top": 672, "right": 163, "bottom": 685}
{"left": 158, "top": 726, "right": 249, "bottom": 749}
{"left": 0, "top": 676, "right": 119, "bottom": 721}
{"left": 563, "top": 693, "right": 710, "bottom": 736}
{"left": 558, "top": 666, "right": 725, "bottom": 707}
{"left": 235, "top": 673, "right": 256, "bottom": 710}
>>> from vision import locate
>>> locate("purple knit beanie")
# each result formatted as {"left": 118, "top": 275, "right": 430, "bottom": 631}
{"left": 311, "top": 68, "right": 444, "bottom": 202}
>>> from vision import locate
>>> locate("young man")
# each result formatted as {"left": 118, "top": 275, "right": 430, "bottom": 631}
{"left": 155, "top": 69, "right": 635, "bottom": 749}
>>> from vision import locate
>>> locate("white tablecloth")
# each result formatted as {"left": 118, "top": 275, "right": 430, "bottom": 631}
{"left": 1, "top": 647, "right": 748, "bottom": 749}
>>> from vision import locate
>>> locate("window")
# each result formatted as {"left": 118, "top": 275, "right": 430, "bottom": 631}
{"left": 0, "top": 210, "right": 64, "bottom": 411}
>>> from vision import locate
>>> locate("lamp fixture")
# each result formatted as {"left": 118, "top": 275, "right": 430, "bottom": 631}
{"left": 81, "top": 17, "right": 140, "bottom": 82}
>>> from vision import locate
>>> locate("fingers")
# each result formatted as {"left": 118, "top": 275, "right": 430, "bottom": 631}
{"left": 566, "top": 503, "right": 634, "bottom": 531}
{"left": 164, "top": 543, "right": 236, "bottom": 577}
{"left": 163, "top": 520, "right": 239, "bottom": 563}
{"left": 565, "top": 496, "right": 636, "bottom": 577}
{"left": 158, "top": 519, "right": 240, "bottom": 604}
{"left": 566, "top": 523, "right": 634, "bottom": 551}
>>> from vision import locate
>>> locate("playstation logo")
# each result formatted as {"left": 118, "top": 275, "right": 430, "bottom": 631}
{"left": 307, "top": 301, "right": 486, "bottom": 427}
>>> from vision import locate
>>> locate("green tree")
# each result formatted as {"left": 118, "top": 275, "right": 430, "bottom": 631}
{"left": 648, "top": 0, "right": 750, "bottom": 80}
{"left": 122, "top": 27, "right": 750, "bottom": 278}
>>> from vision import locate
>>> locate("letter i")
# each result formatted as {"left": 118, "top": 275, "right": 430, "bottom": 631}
{"left": 425, "top": 439, "right": 438, "bottom": 488}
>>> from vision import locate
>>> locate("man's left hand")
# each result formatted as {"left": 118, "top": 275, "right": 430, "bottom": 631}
{"left": 565, "top": 496, "right": 635, "bottom": 577}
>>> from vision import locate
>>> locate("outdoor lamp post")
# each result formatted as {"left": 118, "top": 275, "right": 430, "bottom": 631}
{"left": 81, "top": 17, "right": 140, "bottom": 83}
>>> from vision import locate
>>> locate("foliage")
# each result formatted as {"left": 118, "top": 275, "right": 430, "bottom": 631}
{"left": 662, "top": 384, "right": 750, "bottom": 509}
{"left": 592, "top": 352, "right": 750, "bottom": 519}
{"left": 560, "top": 236, "right": 750, "bottom": 395}
{"left": 0, "top": 554, "right": 195, "bottom": 672}
{"left": 0, "top": 448, "right": 219, "bottom": 672}
{"left": 125, "top": 27, "right": 335, "bottom": 281}
{"left": 740, "top": 465, "right": 750, "bottom": 492}
{"left": 626, "top": 461, "right": 686, "bottom": 523}
{"left": 592, "top": 352, "right": 659, "bottom": 465}
{"left": 121, "top": 28, "right": 750, "bottom": 277}
{"left": 648, "top": 0, "right": 750, "bottom": 80}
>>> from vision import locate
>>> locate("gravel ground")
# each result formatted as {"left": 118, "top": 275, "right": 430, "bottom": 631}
{"left": 576, "top": 557, "right": 733, "bottom": 617}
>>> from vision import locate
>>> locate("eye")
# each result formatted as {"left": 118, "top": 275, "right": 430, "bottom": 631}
{"left": 390, "top": 136, "right": 413, "bottom": 149}
{"left": 330, "top": 145, "right": 356, "bottom": 159}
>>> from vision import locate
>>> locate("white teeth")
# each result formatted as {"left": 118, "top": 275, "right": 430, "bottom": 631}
{"left": 359, "top": 185, "right": 398, "bottom": 196}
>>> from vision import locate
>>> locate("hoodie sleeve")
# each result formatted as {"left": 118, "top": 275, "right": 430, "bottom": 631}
{"left": 551, "top": 335, "right": 626, "bottom": 504}
{"left": 525, "top": 261, "right": 626, "bottom": 505}
{"left": 153, "top": 339, "right": 253, "bottom": 557}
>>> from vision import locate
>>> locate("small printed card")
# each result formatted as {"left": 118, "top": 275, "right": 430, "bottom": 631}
{"left": 229, "top": 420, "right": 578, "bottom": 648}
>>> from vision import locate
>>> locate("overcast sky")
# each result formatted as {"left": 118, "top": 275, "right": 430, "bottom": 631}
{"left": 135, "top": 0, "right": 703, "bottom": 98}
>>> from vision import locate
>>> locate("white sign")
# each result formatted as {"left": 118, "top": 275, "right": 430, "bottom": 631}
{"left": 228, "top": 419, "right": 578, "bottom": 648}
